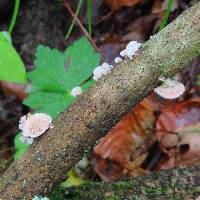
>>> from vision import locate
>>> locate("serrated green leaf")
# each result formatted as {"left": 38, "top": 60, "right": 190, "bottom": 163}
{"left": 64, "top": 37, "right": 100, "bottom": 88}
{"left": 23, "top": 91, "right": 75, "bottom": 119}
{"left": 28, "top": 45, "right": 70, "bottom": 92}
{"left": 25, "top": 37, "right": 100, "bottom": 119}
{"left": 0, "top": 32, "right": 26, "bottom": 83}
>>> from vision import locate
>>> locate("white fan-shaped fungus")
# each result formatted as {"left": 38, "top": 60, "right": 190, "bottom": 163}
{"left": 19, "top": 113, "right": 53, "bottom": 141}
{"left": 114, "top": 57, "right": 122, "bottom": 63}
{"left": 71, "top": 86, "right": 83, "bottom": 97}
{"left": 120, "top": 41, "right": 142, "bottom": 60}
{"left": 120, "top": 49, "right": 127, "bottom": 57}
{"left": 93, "top": 62, "right": 113, "bottom": 81}
{"left": 154, "top": 78, "right": 185, "bottom": 99}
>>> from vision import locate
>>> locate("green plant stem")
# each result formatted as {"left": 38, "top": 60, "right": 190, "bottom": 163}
{"left": 65, "top": 0, "right": 83, "bottom": 40}
{"left": 64, "top": 1, "right": 99, "bottom": 52}
{"left": 8, "top": 0, "right": 21, "bottom": 35}
{"left": 87, "top": 0, "right": 92, "bottom": 36}
{"left": 159, "top": 0, "right": 174, "bottom": 31}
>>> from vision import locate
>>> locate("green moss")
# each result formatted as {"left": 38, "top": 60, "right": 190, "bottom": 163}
{"left": 48, "top": 186, "right": 65, "bottom": 200}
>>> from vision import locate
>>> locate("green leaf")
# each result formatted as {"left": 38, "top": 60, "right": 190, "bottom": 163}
{"left": 14, "top": 132, "right": 30, "bottom": 160}
{"left": 82, "top": 79, "right": 95, "bottom": 92}
{"left": 0, "top": 32, "right": 26, "bottom": 83}
{"left": 64, "top": 37, "right": 100, "bottom": 88}
{"left": 0, "top": 31, "right": 12, "bottom": 44}
{"left": 25, "top": 37, "right": 100, "bottom": 119}
{"left": 28, "top": 45, "right": 70, "bottom": 92}
{"left": 23, "top": 91, "right": 75, "bottom": 119}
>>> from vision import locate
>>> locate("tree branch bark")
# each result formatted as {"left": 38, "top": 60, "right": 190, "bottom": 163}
{"left": 50, "top": 163, "right": 200, "bottom": 200}
{"left": 1, "top": 2, "right": 200, "bottom": 199}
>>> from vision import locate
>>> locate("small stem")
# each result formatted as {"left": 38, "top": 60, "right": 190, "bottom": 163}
{"left": 8, "top": 0, "right": 21, "bottom": 35}
{"left": 87, "top": 0, "right": 92, "bottom": 36}
{"left": 64, "top": 1, "right": 100, "bottom": 52}
{"left": 65, "top": 0, "right": 83, "bottom": 40}
{"left": 159, "top": 0, "right": 174, "bottom": 31}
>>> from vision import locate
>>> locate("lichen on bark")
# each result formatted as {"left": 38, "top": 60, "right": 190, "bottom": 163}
{"left": 54, "top": 164, "right": 200, "bottom": 200}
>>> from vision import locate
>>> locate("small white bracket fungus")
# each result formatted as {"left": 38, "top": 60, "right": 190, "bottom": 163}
{"left": 120, "top": 41, "right": 142, "bottom": 60}
{"left": 154, "top": 78, "right": 185, "bottom": 99}
{"left": 114, "top": 57, "right": 122, "bottom": 63}
{"left": 71, "top": 86, "right": 83, "bottom": 97}
{"left": 92, "top": 62, "right": 113, "bottom": 81}
{"left": 19, "top": 113, "right": 53, "bottom": 143}
{"left": 120, "top": 49, "right": 127, "bottom": 57}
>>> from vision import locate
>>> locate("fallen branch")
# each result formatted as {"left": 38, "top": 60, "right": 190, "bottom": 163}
{"left": 50, "top": 163, "right": 200, "bottom": 199}
{"left": 1, "top": 2, "right": 200, "bottom": 199}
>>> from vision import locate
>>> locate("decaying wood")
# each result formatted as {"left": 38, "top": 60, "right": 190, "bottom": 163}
{"left": 1, "top": 2, "right": 200, "bottom": 199}
{"left": 50, "top": 163, "right": 200, "bottom": 199}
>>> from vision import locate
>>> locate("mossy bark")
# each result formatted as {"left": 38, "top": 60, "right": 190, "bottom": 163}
{"left": 50, "top": 164, "right": 200, "bottom": 200}
{"left": 1, "top": 2, "right": 200, "bottom": 199}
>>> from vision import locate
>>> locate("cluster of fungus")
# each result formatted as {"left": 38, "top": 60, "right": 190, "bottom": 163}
{"left": 120, "top": 41, "right": 142, "bottom": 60}
{"left": 70, "top": 41, "right": 142, "bottom": 96}
{"left": 92, "top": 40, "right": 141, "bottom": 81}
{"left": 92, "top": 62, "right": 114, "bottom": 81}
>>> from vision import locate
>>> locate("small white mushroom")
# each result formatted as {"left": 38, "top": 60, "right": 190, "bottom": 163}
{"left": 71, "top": 86, "right": 83, "bottom": 97}
{"left": 102, "top": 62, "right": 113, "bottom": 70}
{"left": 93, "top": 66, "right": 105, "bottom": 81}
{"left": 19, "top": 113, "right": 53, "bottom": 139}
{"left": 120, "top": 49, "right": 127, "bottom": 57}
{"left": 114, "top": 57, "right": 122, "bottom": 63}
{"left": 154, "top": 78, "right": 185, "bottom": 99}
{"left": 125, "top": 41, "right": 141, "bottom": 59}
{"left": 92, "top": 62, "right": 113, "bottom": 81}
{"left": 120, "top": 41, "right": 142, "bottom": 59}
{"left": 100, "top": 63, "right": 111, "bottom": 75}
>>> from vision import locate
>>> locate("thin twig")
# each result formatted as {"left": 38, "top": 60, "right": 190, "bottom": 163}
{"left": 65, "top": 0, "right": 83, "bottom": 40}
{"left": 64, "top": 0, "right": 100, "bottom": 53}
{"left": 87, "top": 0, "right": 92, "bottom": 35}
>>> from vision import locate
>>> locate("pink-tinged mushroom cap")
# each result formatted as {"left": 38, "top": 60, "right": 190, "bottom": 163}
{"left": 154, "top": 80, "right": 185, "bottom": 99}
{"left": 71, "top": 86, "right": 83, "bottom": 97}
{"left": 19, "top": 113, "right": 52, "bottom": 138}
